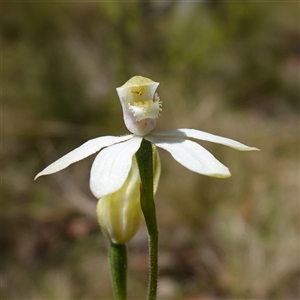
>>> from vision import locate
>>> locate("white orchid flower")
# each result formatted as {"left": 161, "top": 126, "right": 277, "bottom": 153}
{"left": 35, "top": 76, "right": 259, "bottom": 200}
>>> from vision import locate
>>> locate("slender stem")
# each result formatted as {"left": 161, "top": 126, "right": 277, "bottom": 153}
{"left": 109, "top": 243, "right": 127, "bottom": 300}
{"left": 135, "top": 139, "right": 158, "bottom": 300}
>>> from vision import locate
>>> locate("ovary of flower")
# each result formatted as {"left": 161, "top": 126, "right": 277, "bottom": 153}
{"left": 35, "top": 76, "right": 259, "bottom": 201}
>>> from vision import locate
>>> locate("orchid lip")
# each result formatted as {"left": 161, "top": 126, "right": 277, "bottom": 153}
{"left": 128, "top": 93, "right": 162, "bottom": 122}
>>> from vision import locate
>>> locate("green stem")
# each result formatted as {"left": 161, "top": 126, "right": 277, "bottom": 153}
{"left": 109, "top": 243, "right": 127, "bottom": 300}
{"left": 135, "top": 139, "right": 158, "bottom": 300}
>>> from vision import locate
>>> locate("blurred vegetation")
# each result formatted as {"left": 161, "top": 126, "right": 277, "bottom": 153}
{"left": 2, "top": 1, "right": 299, "bottom": 299}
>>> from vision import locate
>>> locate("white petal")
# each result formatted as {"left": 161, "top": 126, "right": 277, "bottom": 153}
{"left": 90, "top": 136, "right": 142, "bottom": 199}
{"left": 35, "top": 135, "right": 133, "bottom": 180}
{"left": 152, "top": 128, "right": 259, "bottom": 151}
{"left": 145, "top": 136, "right": 231, "bottom": 178}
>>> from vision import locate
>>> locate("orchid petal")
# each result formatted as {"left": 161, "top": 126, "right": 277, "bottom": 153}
{"left": 152, "top": 128, "right": 259, "bottom": 151}
{"left": 90, "top": 136, "right": 142, "bottom": 199}
{"left": 35, "top": 135, "right": 133, "bottom": 180}
{"left": 145, "top": 136, "right": 231, "bottom": 178}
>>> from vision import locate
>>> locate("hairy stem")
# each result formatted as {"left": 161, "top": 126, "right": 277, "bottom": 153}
{"left": 109, "top": 243, "right": 127, "bottom": 300}
{"left": 136, "top": 139, "right": 158, "bottom": 300}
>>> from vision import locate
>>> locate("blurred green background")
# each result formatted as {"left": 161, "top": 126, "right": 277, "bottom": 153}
{"left": 2, "top": 1, "right": 299, "bottom": 299}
